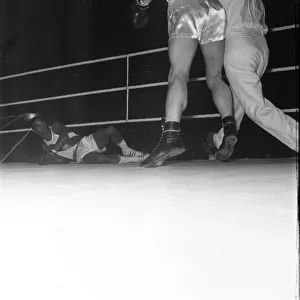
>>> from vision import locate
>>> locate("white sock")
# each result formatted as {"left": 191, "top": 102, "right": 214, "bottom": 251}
{"left": 117, "top": 140, "right": 144, "bottom": 156}
{"left": 137, "top": 0, "right": 152, "bottom": 7}
{"left": 119, "top": 154, "right": 149, "bottom": 164}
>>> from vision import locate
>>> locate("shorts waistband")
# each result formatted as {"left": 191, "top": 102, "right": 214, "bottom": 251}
{"left": 227, "top": 25, "right": 267, "bottom": 37}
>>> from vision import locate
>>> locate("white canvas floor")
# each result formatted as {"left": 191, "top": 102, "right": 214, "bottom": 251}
{"left": 0, "top": 158, "right": 298, "bottom": 300}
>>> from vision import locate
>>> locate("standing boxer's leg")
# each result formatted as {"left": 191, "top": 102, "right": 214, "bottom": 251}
{"left": 201, "top": 39, "right": 237, "bottom": 160}
{"left": 203, "top": 91, "right": 245, "bottom": 155}
{"left": 141, "top": 37, "right": 198, "bottom": 167}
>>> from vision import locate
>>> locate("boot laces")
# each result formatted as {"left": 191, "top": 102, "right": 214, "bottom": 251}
{"left": 150, "top": 126, "right": 180, "bottom": 155}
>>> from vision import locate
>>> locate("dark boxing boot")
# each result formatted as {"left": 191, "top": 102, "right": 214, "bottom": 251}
{"left": 215, "top": 116, "right": 238, "bottom": 161}
{"left": 140, "top": 121, "right": 186, "bottom": 168}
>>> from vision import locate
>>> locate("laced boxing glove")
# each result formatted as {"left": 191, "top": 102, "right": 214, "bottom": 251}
{"left": 39, "top": 143, "right": 72, "bottom": 164}
{"left": 130, "top": 0, "right": 150, "bottom": 29}
{"left": 38, "top": 153, "right": 71, "bottom": 165}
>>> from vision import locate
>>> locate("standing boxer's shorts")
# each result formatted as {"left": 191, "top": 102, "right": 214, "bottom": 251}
{"left": 167, "top": 0, "right": 226, "bottom": 44}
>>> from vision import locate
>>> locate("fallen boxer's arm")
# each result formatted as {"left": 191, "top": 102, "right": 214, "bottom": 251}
{"left": 50, "top": 122, "right": 71, "bottom": 152}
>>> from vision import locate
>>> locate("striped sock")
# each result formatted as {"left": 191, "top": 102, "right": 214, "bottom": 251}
{"left": 119, "top": 154, "right": 149, "bottom": 164}
{"left": 117, "top": 140, "right": 144, "bottom": 156}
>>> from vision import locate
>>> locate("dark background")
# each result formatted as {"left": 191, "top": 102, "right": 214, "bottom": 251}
{"left": 0, "top": 0, "right": 299, "bottom": 162}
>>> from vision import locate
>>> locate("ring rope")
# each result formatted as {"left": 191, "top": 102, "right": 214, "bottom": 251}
{"left": 0, "top": 24, "right": 298, "bottom": 135}
{"left": 0, "top": 108, "right": 298, "bottom": 135}
{"left": 0, "top": 114, "right": 22, "bottom": 120}
{"left": 0, "top": 65, "right": 298, "bottom": 109}
{"left": 0, "top": 131, "right": 30, "bottom": 163}
{"left": 0, "top": 24, "right": 297, "bottom": 82}
{"left": 0, "top": 115, "right": 22, "bottom": 131}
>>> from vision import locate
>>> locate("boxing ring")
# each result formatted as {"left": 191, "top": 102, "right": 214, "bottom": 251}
{"left": 0, "top": 24, "right": 299, "bottom": 300}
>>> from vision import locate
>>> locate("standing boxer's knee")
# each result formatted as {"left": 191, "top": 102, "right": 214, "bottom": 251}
{"left": 205, "top": 72, "right": 222, "bottom": 90}
{"left": 168, "top": 66, "right": 189, "bottom": 84}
